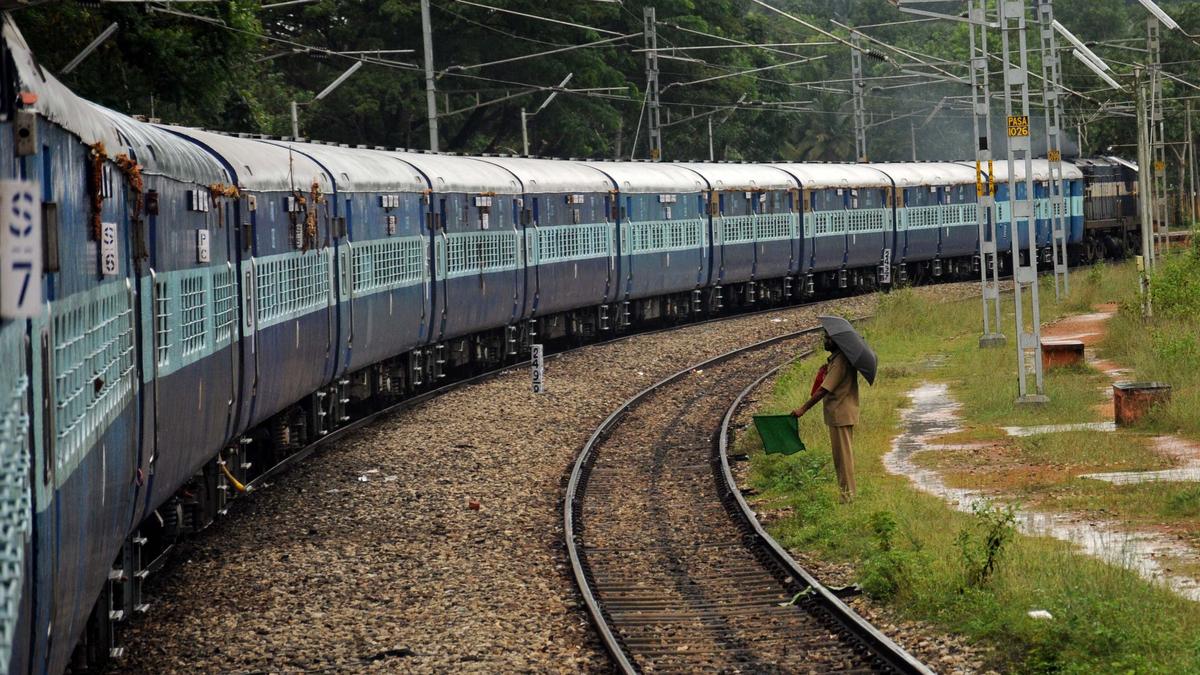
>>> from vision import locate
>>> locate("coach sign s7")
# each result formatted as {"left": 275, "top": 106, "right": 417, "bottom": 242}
{"left": 1, "top": 179, "right": 42, "bottom": 318}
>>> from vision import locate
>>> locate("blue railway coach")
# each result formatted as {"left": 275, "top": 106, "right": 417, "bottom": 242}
{"left": 0, "top": 14, "right": 1143, "bottom": 673}
{"left": 771, "top": 163, "right": 893, "bottom": 291}
{"left": 676, "top": 162, "right": 800, "bottom": 306}
{"left": 871, "top": 162, "right": 980, "bottom": 280}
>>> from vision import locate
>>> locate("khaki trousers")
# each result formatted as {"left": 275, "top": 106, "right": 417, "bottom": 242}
{"left": 828, "top": 424, "right": 856, "bottom": 500}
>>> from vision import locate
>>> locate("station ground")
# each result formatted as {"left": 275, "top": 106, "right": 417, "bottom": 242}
{"left": 741, "top": 258, "right": 1200, "bottom": 673}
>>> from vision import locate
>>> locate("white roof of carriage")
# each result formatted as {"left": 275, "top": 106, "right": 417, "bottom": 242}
{"left": 869, "top": 162, "right": 978, "bottom": 187}
{"left": 475, "top": 156, "right": 616, "bottom": 194}
{"left": 386, "top": 151, "right": 521, "bottom": 194}
{"left": 673, "top": 163, "right": 799, "bottom": 191}
{"left": 768, "top": 163, "right": 893, "bottom": 189}
{"left": 576, "top": 160, "right": 707, "bottom": 194}
{"left": 161, "top": 127, "right": 331, "bottom": 192}
{"left": 958, "top": 159, "right": 1082, "bottom": 183}
{"left": 262, "top": 141, "right": 426, "bottom": 193}
{"left": 3, "top": 16, "right": 227, "bottom": 183}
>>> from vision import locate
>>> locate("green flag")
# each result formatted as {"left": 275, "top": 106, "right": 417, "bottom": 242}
{"left": 753, "top": 414, "right": 807, "bottom": 456}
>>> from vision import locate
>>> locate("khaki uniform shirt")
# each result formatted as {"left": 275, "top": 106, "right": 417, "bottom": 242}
{"left": 821, "top": 352, "right": 860, "bottom": 427}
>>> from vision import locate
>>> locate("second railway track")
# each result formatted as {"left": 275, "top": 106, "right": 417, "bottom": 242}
{"left": 565, "top": 327, "right": 932, "bottom": 674}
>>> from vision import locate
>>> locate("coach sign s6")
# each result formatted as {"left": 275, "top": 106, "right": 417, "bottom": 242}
{"left": 1, "top": 179, "right": 42, "bottom": 318}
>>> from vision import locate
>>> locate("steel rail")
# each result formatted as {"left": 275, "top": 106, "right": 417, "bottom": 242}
{"left": 716, "top": 344, "right": 935, "bottom": 675}
{"left": 244, "top": 297, "right": 830, "bottom": 491}
{"left": 563, "top": 321, "right": 933, "bottom": 674}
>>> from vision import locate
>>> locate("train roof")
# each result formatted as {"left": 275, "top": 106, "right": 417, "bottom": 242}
{"left": 955, "top": 159, "right": 1082, "bottom": 182}
{"left": 767, "top": 163, "right": 893, "bottom": 189}
{"left": 868, "top": 162, "right": 978, "bottom": 187}
{"left": 260, "top": 141, "right": 427, "bottom": 193}
{"left": 577, "top": 161, "right": 707, "bottom": 194}
{"left": 671, "top": 163, "right": 799, "bottom": 191}
{"left": 474, "top": 156, "right": 615, "bottom": 194}
{"left": 2, "top": 16, "right": 227, "bottom": 183}
{"left": 387, "top": 152, "right": 521, "bottom": 194}
{"left": 161, "top": 127, "right": 330, "bottom": 192}
{"left": 1106, "top": 156, "right": 1138, "bottom": 172}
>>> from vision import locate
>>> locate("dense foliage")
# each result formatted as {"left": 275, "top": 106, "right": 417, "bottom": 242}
{"left": 13, "top": 0, "right": 1200, "bottom": 163}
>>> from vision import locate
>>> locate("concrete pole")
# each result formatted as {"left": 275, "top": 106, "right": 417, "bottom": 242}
{"left": 1189, "top": 99, "right": 1197, "bottom": 228}
{"left": 290, "top": 100, "right": 299, "bottom": 139}
{"left": 910, "top": 119, "right": 917, "bottom": 161}
{"left": 1136, "top": 69, "right": 1154, "bottom": 318}
{"left": 521, "top": 108, "right": 530, "bottom": 156}
{"left": 421, "top": 0, "right": 440, "bottom": 152}
{"left": 644, "top": 7, "right": 662, "bottom": 161}
{"left": 708, "top": 116, "right": 715, "bottom": 161}
{"left": 851, "top": 30, "right": 868, "bottom": 162}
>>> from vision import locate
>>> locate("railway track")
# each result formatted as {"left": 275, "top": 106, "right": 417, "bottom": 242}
{"left": 564, "top": 327, "right": 932, "bottom": 673}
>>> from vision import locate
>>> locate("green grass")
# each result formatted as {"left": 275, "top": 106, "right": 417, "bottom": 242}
{"left": 741, "top": 263, "right": 1200, "bottom": 673}
{"left": 1036, "top": 480, "right": 1200, "bottom": 538}
{"left": 1102, "top": 250, "right": 1200, "bottom": 439}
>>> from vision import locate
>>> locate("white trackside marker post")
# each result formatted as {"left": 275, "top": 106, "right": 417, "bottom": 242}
{"left": 531, "top": 343, "right": 545, "bottom": 394}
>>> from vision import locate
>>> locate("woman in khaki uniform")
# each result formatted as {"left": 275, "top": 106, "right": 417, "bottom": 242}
{"left": 791, "top": 332, "right": 860, "bottom": 501}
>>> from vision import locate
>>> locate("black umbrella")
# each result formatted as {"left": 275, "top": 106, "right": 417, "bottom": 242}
{"left": 818, "top": 315, "right": 877, "bottom": 385}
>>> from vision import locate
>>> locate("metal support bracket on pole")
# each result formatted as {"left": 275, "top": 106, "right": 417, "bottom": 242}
{"left": 1037, "top": 0, "right": 1069, "bottom": 299}
{"left": 968, "top": 0, "right": 1005, "bottom": 348}
{"left": 999, "top": 0, "right": 1048, "bottom": 403}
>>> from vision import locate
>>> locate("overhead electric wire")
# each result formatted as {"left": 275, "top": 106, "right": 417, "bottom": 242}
{"left": 431, "top": 3, "right": 574, "bottom": 47}
{"left": 450, "top": 0, "right": 622, "bottom": 36}
{"left": 442, "top": 31, "right": 639, "bottom": 72}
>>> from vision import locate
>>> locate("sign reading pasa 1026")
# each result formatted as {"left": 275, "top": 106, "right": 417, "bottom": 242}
{"left": 1007, "top": 115, "right": 1031, "bottom": 138}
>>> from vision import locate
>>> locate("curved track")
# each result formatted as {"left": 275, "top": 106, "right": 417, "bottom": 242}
{"left": 564, "top": 327, "right": 932, "bottom": 673}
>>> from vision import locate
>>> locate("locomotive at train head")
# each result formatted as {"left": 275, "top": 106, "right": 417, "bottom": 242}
{"left": 0, "top": 15, "right": 1139, "bottom": 673}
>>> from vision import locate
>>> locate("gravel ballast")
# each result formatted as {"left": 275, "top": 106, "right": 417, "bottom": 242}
{"left": 111, "top": 283, "right": 983, "bottom": 673}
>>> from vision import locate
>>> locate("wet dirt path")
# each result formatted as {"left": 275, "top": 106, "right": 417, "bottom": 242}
{"left": 884, "top": 304, "right": 1200, "bottom": 600}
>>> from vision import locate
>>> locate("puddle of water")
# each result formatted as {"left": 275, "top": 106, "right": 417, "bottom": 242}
{"left": 1002, "top": 422, "right": 1117, "bottom": 437}
{"left": 884, "top": 382, "right": 1200, "bottom": 601}
{"left": 1082, "top": 468, "right": 1200, "bottom": 485}
{"left": 1082, "top": 436, "right": 1200, "bottom": 486}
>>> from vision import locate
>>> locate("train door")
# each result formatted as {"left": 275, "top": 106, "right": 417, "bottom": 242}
{"left": 335, "top": 195, "right": 354, "bottom": 379}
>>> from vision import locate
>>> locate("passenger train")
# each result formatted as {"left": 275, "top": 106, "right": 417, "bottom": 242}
{"left": 0, "top": 17, "right": 1142, "bottom": 672}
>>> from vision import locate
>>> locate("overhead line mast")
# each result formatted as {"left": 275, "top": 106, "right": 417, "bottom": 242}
{"left": 1037, "top": 0, "right": 1070, "bottom": 298}
{"left": 967, "top": 0, "right": 1005, "bottom": 348}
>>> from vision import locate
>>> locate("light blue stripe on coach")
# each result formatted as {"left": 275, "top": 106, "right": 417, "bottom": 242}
{"left": 350, "top": 235, "right": 427, "bottom": 297}
{"left": 150, "top": 264, "right": 239, "bottom": 378}
{"left": 526, "top": 222, "right": 612, "bottom": 265}
{"left": 621, "top": 218, "right": 707, "bottom": 254}
{"left": 809, "top": 208, "right": 889, "bottom": 236}
{"left": 0, "top": 319, "right": 31, "bottom": 669}
{"left": 48, "top": 280, "right": 137, "bottom": 487}
{"left": 716, "top": 213, "right": 797, "bottom": 245}
{"left": 253, "top": 248, "right": 333, "bottom": 331}
{"left": 437, "top": 230, "right": 523, "bottom": 280}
